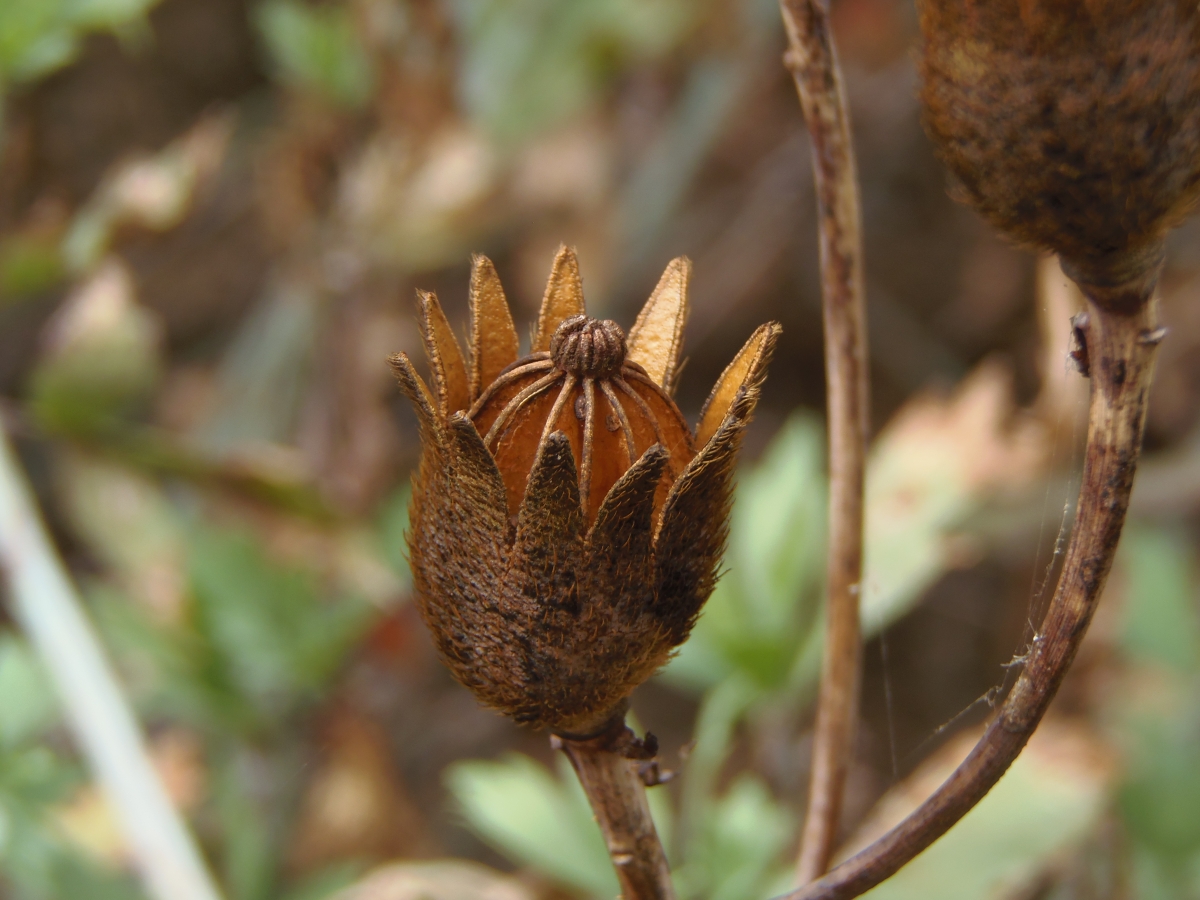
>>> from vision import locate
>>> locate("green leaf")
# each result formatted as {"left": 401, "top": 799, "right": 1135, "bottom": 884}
{"left": 95, "top": 524, "right": 372, "bottom": 736}
{"left": 0, "top": 233, "right": 64, "bottom": 301}
{"left": 730, "top": 414, "right": 826, "bottom": 641}
{"left": 92, "top": 582, "right": 249, "bottom": 733}
{"left": 663, "top": 413, "right": 826, "bottom": 694}
{"left": 214, "top": 752, "right": 276, "bottom": 900}
{"left": 451, "top": 0, "right": 702, "bottom": 143}
{"left": 186, "top": 529, "right": 372, "bottom": 725}
{"left": 1119, "top": 711, "right": 1200, "bottom": 862}
{"left": 0, "top": 742, "right": 140, "bottom": 900}
{"left": 859, "top": 729, "right": 1108, "bottom": 900}
{"left": 57, "top": 453, "right": 185, "bottom": 603}
{"left": 1129, "top": 842, "right": 1200, "bottom": 900}
{"left": 674, "top": 775, "right": 793, "bottom": 900}
{"left": 0, "top": 635, "right": 59, "bottom": 750}
{"left": 255, "top": 0, "right": 374, "bottom": 109}
{"left": 376, "top": 485, "right": 412, "bottom": 587}
{"left": 278, "top": 861, "right": 365, "bottom": 900}
{"left": 446, "top": 753, "right": 619, "bottom": 898}
{"left": 65, "top": 0, "right": 159, "bottom": 31}
{"left": 0, "top": 0, "right": 70, "bottom": 82}
{"left": 0, "top": 745, "right": 79, "bottom": 813}
{"left": 1119, "top": 526, "right": 1200, "bottom": 672}
{"left": 860, "top": 442, "right": 972, "bottom": 638}
{"left": 47, "top": 853, "right": 145, "bottom": 900}
{"left": 0, "top": 0, "right": 161, "bottom": 85}
{"left": 675, "top": 674, "right": 759, "bottom": 855}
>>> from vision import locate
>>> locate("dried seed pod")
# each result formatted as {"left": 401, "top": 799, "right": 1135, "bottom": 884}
{"left": 390, "top": 247, "right": 781, "bottom": 734}
{"left": 918, "top": 0, "right": 1200, "bottom": 306}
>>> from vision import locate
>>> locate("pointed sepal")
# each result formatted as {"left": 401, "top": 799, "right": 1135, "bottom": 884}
{"left": 627, "top": 257, "right": 690, "bottom": 394}
{"left": 469, "top": 255, "right": 520, "bottom": 400}
{"left": 695, "top": 322, "right": 781, "bottom": 449}
{"left": 586, "top": 444, "right": 668, "bottom": 614}
{"left": 533, "top": 245, "right": 586, "bottom": 352}
{"left": 654, "top": 388, "right": 764, "bottom": 644}
{"left": 506, "top": 432, "right": 589, "bottom": 725}
{"left": 516, "top": 432, "right": 585, "bottom": 556}
{"left": 589, "top": 444, "right": 668, "bottom": 551}
{"left": 388, "top": 352, "right": 442, "bottom": 445}
{"left": 418, "top": 290, "right": 470, "bottom": 416}
{"left": 447, "top": 413, "right": 509, "bottom": 542}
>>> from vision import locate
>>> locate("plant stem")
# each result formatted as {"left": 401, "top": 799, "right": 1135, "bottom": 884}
{"left": 0, "top": 425, "right": 225, "bottom": 900}
{"left": 554, "top": 717, "right": 676, "bottom": 900}
{"left": 772, "top": 295, "right": 1163, "bottom": 900}
{"left": 779, "top": 0, "right": 870, "bottom": 882}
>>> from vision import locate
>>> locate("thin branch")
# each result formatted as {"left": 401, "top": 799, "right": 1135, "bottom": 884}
{"left": 772, "top": 295, "right": 1164, "bottom": 900}
{"left": 0, "top": 425, "right": 225, "bottom": 900}
{"left": 554, "top": 717, "right": 676, "bottom": 900}
{"left": 779, "top": 0, "right": 870, "bottom": 883}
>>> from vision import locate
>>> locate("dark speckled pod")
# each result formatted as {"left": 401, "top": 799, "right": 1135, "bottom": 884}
{"left": 389, "top": 247, "right": 780, "bottom": 735}
{"left": 919, "top": 0, "right": 1200, "bottom": 307}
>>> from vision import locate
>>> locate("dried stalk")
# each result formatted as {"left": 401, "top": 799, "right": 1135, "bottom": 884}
{"left": 779, "top": 0, "right": 870, "bottom": 882}
{"left": 773, "top": 294, "right": 1163, "bottom": 900}
{"left": 553, "top": 717, "right": 675, "bottom": 900}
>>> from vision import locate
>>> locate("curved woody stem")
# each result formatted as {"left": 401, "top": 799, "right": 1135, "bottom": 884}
{"left": 554, "top": 717, "right": 676, "bottom": 900}
{"left": 779, "top": 0, "right": 871, "bottom": 882}
{"left": 773, "top": 296, "right": 1164, "bottom": 900}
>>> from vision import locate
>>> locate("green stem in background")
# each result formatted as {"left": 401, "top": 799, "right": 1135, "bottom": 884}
{"left": 779, "top": 0, "right": 870, "bottom": 882}
{"left": 773, "top": 296, "right": 1163, "bottom": 900}
{"left": 0, "top": 423, "right": 226, "bottom": 900}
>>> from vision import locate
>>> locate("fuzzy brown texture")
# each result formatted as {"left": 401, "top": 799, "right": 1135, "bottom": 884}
{"left": 390, "top": 250, "right": 780, "bottom": 734}
{"left": 919, "top": 0, "right": 1200, "bottom": 287}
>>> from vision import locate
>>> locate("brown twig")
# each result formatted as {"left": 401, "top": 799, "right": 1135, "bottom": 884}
{"left": 553, "top": 717, "right": 676, "bottom": 900}
{"left": 772, "top": 293, "right": 1163, "bottom": 900}
{"left": 779, "top": 0, "right": 870, "bottom": 883}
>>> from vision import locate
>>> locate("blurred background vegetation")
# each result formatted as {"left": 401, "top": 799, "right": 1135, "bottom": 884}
{"left": 2, "top": 0, "right": 1200, "bottom": 898}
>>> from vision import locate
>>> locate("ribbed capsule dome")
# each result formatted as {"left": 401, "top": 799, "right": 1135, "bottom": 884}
{"left": 469, "top": 315, "right": 694, "bottom": 523}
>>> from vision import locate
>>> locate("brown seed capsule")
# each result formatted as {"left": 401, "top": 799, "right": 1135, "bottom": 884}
{"left": 918, "top": 0, "right": 1200, "bottom": 306}
{"left": 389, "top": 246, "right": 781, "bottom": 734}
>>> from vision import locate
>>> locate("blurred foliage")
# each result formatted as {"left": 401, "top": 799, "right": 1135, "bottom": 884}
{"left": 452, "top": 0, "right": 703, "bottom": 144}
{"left": 255, "top": 0, "right": 374, "bottom": 109}
{"left": 0, "top": 637, "right": 143, "bottom": 900}
{"left": 4, "top": 0, "right": 1200, "bottom": 897}
{"left": 671, "top": 775, "right": 794, "bottom": 900}
{"left": 28, "top": 262, "right": 162, "bottom": 437}
{"left": 95, "top": 527, "right": 372, "bottom": 734}
{"left": 0, "top": 0, "right": 159, "bottom": 90}
{"left": 375, "top": 484, "right": 412, "bottom": 587}
{"left": 0, "top": 232, "right": 63, "bottom": 301}
{"left": 857, "top": 726, "right": 1109, "bottom": 900}
{"left": 87, "top": 512, "right": 377, "bottom": 899}
{"left": 52, "top": 449, "right": 382, "bottom": 900}
{"left": 447, "top": 754, "right": 620, "bottom": 898}
{"left": 1112, "top": 526, "right": 1200, "bottom": 898}
{"left": 62, "top": 116, "right": 232, "bottom": 276}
